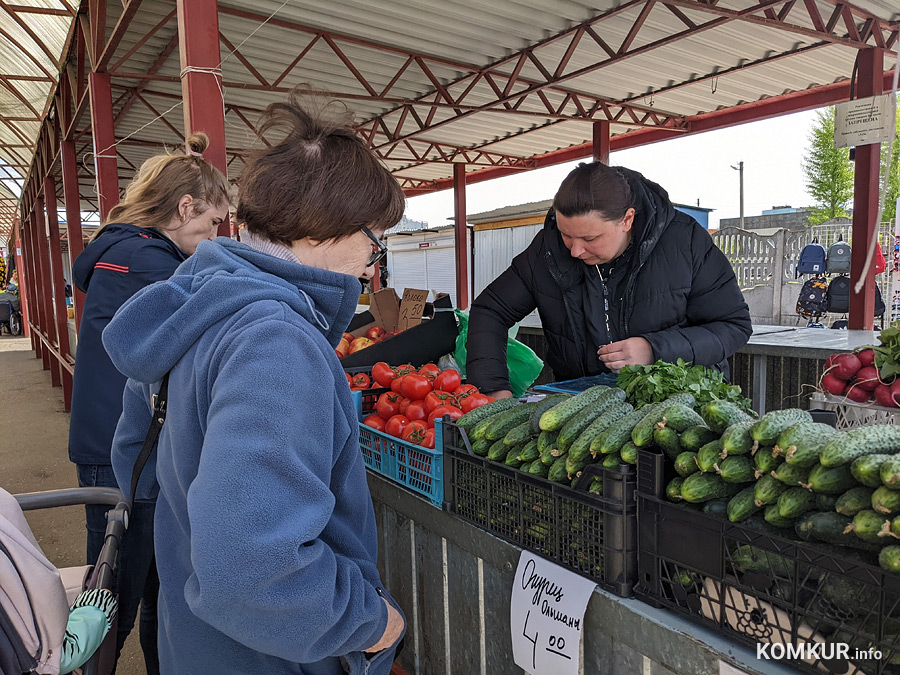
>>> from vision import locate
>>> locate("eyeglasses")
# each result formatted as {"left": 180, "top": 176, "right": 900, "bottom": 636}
{"left": 361, "top": 225, "right": 388, "bottom": 267}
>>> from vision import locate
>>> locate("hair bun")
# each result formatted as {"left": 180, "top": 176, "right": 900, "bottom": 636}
{"left": 186, "top": 132, "right": 210, "bottom": 155}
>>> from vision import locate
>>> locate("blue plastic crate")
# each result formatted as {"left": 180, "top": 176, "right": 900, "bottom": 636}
{"left": 533, "top": 373, "right": 619, "bottom": 394}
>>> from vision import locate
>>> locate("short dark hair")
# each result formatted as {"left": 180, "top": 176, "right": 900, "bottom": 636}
{"left": 553, "top": 161, "right": 633, "bottom": 221}
{"left": 236, "top": 88, "right": 405, "bottom": 245}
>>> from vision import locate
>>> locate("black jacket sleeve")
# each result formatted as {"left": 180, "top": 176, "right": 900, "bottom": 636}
{"left": 641, "top": 225, "right": 752, "bottom": 368}
{"left": 466, "top": 246, "right": 539, "bottom": 394}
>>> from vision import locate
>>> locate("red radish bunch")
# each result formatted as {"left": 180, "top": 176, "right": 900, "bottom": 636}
{"left": 821, "top": 348, "right": 898, "bottom": 407}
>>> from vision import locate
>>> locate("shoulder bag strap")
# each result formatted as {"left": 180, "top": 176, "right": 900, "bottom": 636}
{"left": 129, "top": 372, "right": 170, "bottom": 508}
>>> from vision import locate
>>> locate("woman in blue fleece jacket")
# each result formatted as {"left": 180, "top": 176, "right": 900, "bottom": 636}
{"left": 103, "top": 91, "right": 406, "bottom": 674}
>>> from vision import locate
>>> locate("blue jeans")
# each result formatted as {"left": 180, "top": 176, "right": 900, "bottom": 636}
{"left": 77, "top": 464, "right": 159, "bottom": 675}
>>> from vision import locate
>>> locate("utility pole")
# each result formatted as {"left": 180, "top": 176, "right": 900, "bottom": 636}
{"left": 731, "top": 161, "right": 744, "bottom": 229}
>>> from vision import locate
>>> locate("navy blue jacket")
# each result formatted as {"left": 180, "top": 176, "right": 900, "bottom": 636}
{"left": 68, "top": 223, "right": 187, "bottom": 465}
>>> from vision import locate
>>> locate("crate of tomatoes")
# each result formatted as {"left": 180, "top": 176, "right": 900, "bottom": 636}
{"left": 352, "top": 361, "right": 496, "bottom": 507}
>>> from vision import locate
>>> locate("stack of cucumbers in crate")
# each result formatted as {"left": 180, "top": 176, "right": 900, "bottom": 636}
{"left": 656, "top": 401, "right": 900, "bottom": 576}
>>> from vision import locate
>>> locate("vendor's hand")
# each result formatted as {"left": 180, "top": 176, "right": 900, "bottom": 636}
{"left": 365, "top": 597, "right": 405, "bottom": 653}
{"left": 597, "top": 337, "right": 654, "bottom": 373}
{"left": 487, "top": 390, "right": 514, "bottom": 399}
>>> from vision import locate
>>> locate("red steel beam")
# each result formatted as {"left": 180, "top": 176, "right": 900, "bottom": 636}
{"left": 96, "top": 0, "right": 143, "bottom": 72}
{"left": 0, "top": 0, "right": 60, "bottom": 67}
{"left": 31, "top": 205, "right": 53, "bottom": 375}
{"left": 176, "top": 0, "right": 229, "bottom": 236}
{"left": 453, "top": 163, "right": 469, "bottom": 309}
{"left": 61, "top": 138, "right": 85, "bottom": 330}
{"left": 45, "top": 174, "right": 73, "bottom": 408}
{"left": 849, "top": 48, "right": 883, "bottom": 330}
{"left": 21, "top": 219, "right": 39, "bottom": 352}
{"left": 89, "top": 72, "right": 119, "bottom": 221}
{"left": 593, "top": 120, "right": 610, "bottom": 164}
{"left": 110, "top": 7, "right": 176, "bottom": 71}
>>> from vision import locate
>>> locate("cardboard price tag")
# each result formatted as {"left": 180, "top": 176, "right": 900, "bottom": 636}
{"left": 397, "top": 288, "right": 429, "bottom": 331}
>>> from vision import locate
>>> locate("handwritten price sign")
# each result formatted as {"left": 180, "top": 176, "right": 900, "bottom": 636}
{"left": 510, "top": 551, "right": 596, "bottom": 675}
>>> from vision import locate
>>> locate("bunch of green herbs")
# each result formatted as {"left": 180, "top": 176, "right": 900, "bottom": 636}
{"left": 875, "top": 322, "right": 900, "bottom": 380}
{"left": 616, "top": 358, "right": 752, "bottom": 411}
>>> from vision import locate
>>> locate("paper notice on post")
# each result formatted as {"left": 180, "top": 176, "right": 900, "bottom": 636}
{"left": 834, "top": 94, "right": 897, "bottom": 148}
{"left": 510, "top": 551, "right": 596, "bottom": 675}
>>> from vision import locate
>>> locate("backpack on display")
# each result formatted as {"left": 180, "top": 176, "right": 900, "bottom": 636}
{"left": 826, "top": 240, "right": 851, "bottom": 274}
{"left": 826, "top": 275, "right": 886, "bottom": 317}
{"left": 796, "top": 277, "right": 828, "bottom": 317}
{"left": 796, "top": 241, "right": 827, "bottom": 277}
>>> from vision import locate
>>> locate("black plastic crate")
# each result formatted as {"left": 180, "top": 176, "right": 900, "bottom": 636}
{"left": 636, "top": 449, "right": 900, "bottom": 675}
{"left": 344, "top": 366, "right": 389, "bottom": 417}
{"left": 442, "top": 421, "right": 637, "bottom": 597}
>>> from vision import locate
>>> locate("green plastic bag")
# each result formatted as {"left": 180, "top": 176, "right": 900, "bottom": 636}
{"left": 454, "top": 309, "right": 544, "bottom": 397}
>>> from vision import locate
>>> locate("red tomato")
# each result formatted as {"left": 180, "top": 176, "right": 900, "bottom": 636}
{"left": 460, "top": 393, "right": 492, "bottom": 413}
{"left": 351, "top": 373, "right": 371, "bottom": 389}
{"left": 390, "top": 374, "right": 408, "bottom": 394}
{"left": 400, "top": 374, "right": 433, "bottom": 401}
{"left": 371, "top": 362, "right": 397, "bottom": 388}
{"left": 398, "top": 397, "right": 412, "bottom": 415}
{"left": 375, "top": 392, "right": 403, "bottom": 420}
{"left": 394, "top": 363, "right": 417, "bottom": 376}
{"left": 362, "top": 414, "right": 386, "bottom": 432}
{"left": 385, "top": 415, "right": 412, "bottom": 438}
{"left": 345, "top": 373, "right": 352, "bottom": 384}
{"left": 405, "top": 400, "right": 429, "bottom": 422}
{"left": 370, "top": 380, "right": 381, "bottom": 388}
{"left": 401, "top": 421, "right": 429, "bottom": 445}
{"left": 433, "top": 369, "right": 462, "bottom": 392}
{"left": 428, "top": 404, "right": 464, "bottom": 426}
{"left": 453, "top": 384, "right": 478, "bottom": 398}
{"left": 421, "top": 429, "right": 436, "bottom": 449}
{"left": 423, "top": 390, "right": 456, "bottom": 414}
{"left": 418, "top": 363, "right": 441, "bottom": 381}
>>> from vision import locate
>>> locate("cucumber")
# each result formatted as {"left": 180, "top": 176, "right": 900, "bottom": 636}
{"left": 519, "top": 461, "right": 534, "bottom": 472}
{"left": 504, "top": 447, "right": 524, "bottom": 467}
{"left": 680, "top": 472, "right": 742, "bottom": 503}
{"left": 751, "top": 409, "right": 813, "bottom": 446}
{"left": 539, "top": 386, "right": 613, "bottom": 432}
{"left": 548, "top": 454, "right": 569, "bottom": 483}
{"left": 696, "top": 439, "right": 725, "bottom": 473}
{"left": 503, "top": 422, "right": 534, "bottom": 447}
{"left": 835, "top": 487, "right": 875, "bottom": 517}
{"left": 657, "top": 404, "right": 706, "bottom": 433}
{"left": 802, "top": 463, "right": 857, "bottom": 494}
{"left": 666, "top": 477, "right": 685, "bottom": 502}
{"left": 815, "top": 493, "right": 839, "bottom": 512}
{"left": 568, "top": 402, "right": 633, "bottom": 463}
{"left": 851, "top": 454, "right": 895, "bottom": 488}
{"left": 654, "top": 426, "right": 683, "bottom": 461}
{"left": 484, "top": 401, "right": 542, "bottom": 441}
{"left": 728, "top": 487, "right": 761, "bottom": 522}
{"left": 471, "top": 438, "right": 492, "bottom": 457}
{"left": 602, "top": 453, "right": 622, "bottom": 469}
{"left": 487, "top": 439, "right": 510, "bottom": 462}
{"left": 589, "top": 478, "right": 603, "bottom": 496}
{"left": 844, "top": 509, "right": 890, "bottom": 543}
{"left": 881, "top": 515, "right": 900, "bottom": 540}
{"left": 458, "top": 397, "right": 520, "bottom": 430}
{"left": 703, "top": 497, "right": 730, "bottom": 518}
{"left": 518, "top": 439, "right": 540, "bottom": 463}
{"left": 674, "top": 451, "right": 700, "bottom": 477}
{"left": 528, "top": 394, "right": 572, "bottom": 434}
{"left": 881, "top": 457, "right": 900, "bottom": 489}
{"left": 772, "top": 463, "right": 810, "bottom": 487}
{"left": 820, "top": 424, "right": 900, "bottom": 467}
{"left": 631, "top": 394, "right": 695, "bottom": 446}
{"left": 777, "top": 487, "right": 816, "bottom": 519}
{"left": 620, "top": 441, "right": 638, "bottom": 465}
{"left": 776, "top": 422, "right": 840, "bottom": 468}
{"left": 565, "top": 454, "right": 588, "bottom": 479}
{"left": 681, "top": 426, "right": 719, "bottom": 452}
{"left": 764, "top": 504, "right": 795, "bottom": 528}
{"left": 753, "top": 446, "right": 782, "bottom": 477}
{"left": 795, "top": 512, "right": 883, "bottom": 551}
{"left": 593, "top": 408, "right": 647, "bottom": 456}
{"left": 873, "top": 485, "right": 900, "bottom": 514}
{"left": 701, "top": 401, "right": 754, "bottom": 433}
{"left": 731, "top": 545, "right": 793, "bottom": 576}
{"left": 528, "top": 459, "right": 550, "bottom": 478}
{"left": 720, "top": 421, "right": 756, "bottom": 457}
{"left": 754, "top": 475, "right": 788, "bottom": 507}
{"left": 880, "top": 546, "right": 900, "bottom": 573}
{"left": 557, "top": 401, "right": 612, "bottom": 453}
{"left": 538, "top": 430, "right": 561, "bottom": 460}
{"left": 716, "top": 456, "right": 756, "bottom": 484}
{"left": 539, "top": 445, "right": 556, "bottom": 466}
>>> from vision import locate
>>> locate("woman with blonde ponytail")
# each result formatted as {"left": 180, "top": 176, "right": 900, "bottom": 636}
{"left": 68, "top": 133, "right": 229, "bottom": 674}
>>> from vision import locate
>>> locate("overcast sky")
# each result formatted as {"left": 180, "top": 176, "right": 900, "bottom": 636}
{"left": 405, "top": 107, "right": 822, "bottom": 230}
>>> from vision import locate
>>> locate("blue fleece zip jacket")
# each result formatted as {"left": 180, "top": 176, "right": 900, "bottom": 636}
{"left": 69, "top": 223, "right": 187, "bottom": 466}
{"left": 104, "top": 238, "right": 402, "bottom": 675}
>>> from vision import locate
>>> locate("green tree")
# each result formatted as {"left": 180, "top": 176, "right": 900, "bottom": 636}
{"left": 880, "top": 97, "right": 900, "bottom": 223}
{"left": 803, "top": 107, "right": 854, "bottom": 225}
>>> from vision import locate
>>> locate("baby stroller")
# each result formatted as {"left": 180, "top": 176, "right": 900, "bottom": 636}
{"left": 0, "top": 299, "right": 21, "bottom": 336}
{"left": 1, "top": 486, "right": 128, "bottom": 675}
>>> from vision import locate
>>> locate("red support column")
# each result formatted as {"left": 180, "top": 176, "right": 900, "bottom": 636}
{"left": 28, "top": 211, "right": 49, "bottom": 368}
{"left": 13, "top": 220, "right": 29, "bottom": 338}
{"left": 176, "top": 0, "right": 230, "bottom": 237}
{"left": 35, "top": 200, "right": 61, "bottom": 385}
{"left": 849, "top": 48, "right": 885, "bottom": 330}
{"left": 21, "top": 220, "right": 38, "bottom": 352}
{"left": 46, "top": 175, "right": 74, "bottom": 410}
{"left": 61, "top": 139, "right": 86, "bottom": 330}
{"left": 453, "top": 163, "right": 470, "bottom": 309}
{"left": 593, "top": 120, "right": 611, "bottom": 164}
{"left": 371, "top": 261, "right": 382, "bottom": 292}
{"left": 89, "top": 72, "right": 119, "bottom": 222}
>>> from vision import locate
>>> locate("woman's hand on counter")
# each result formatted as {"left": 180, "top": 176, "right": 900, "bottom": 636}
{"left": 597, "top": 337, "right": 654, "bottom": 372}
{"left": 486, "top": 390, "right": 514, "bottom": 399}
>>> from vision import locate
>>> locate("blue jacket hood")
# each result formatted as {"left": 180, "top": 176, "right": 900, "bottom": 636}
{"left": 102, "top": 238, "right": 362, "bottom": 383}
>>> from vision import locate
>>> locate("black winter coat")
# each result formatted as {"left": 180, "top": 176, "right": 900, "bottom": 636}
{"left": 466, "top": 168, "right": 752, "bottom": 393}
{"left": 69, "top": 223, "right": 187, "bottom": 465}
